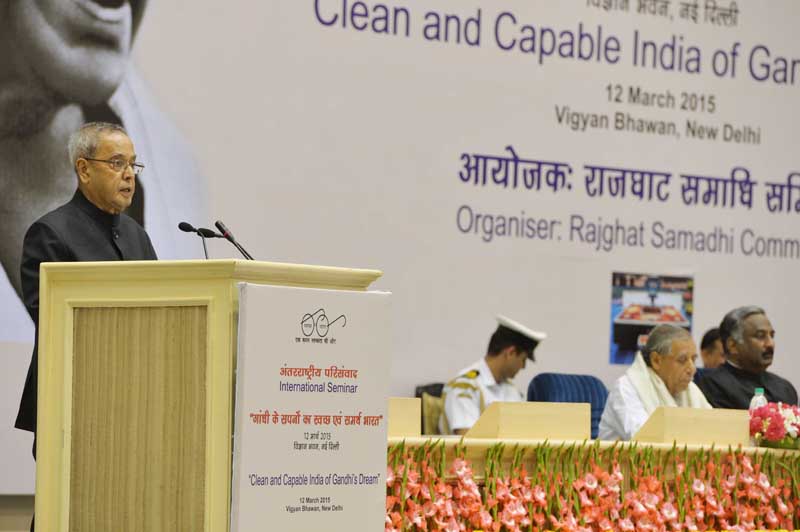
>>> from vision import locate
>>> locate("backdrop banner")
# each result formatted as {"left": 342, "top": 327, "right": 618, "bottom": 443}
{"left": 133, "top": 0, "right": 798, "bottom": 396}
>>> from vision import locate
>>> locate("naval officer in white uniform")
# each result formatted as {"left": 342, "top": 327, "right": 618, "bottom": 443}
{"left": 440, "top": 316, "right": 546, "bottom": 435}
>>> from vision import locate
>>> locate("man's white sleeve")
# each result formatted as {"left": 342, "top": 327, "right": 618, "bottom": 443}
{"left": 443, "top": 386, "right": 481, "bottom": 433}
{"left": 598, "top": 375, "right": 649, "bottom": 441}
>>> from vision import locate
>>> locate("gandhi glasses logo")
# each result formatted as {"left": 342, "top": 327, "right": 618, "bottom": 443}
{"left": 301, "top": 308, "right": 346, "bottom": 338}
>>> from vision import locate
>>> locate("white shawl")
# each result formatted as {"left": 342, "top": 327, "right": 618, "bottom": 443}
{"left": 627, "top": 352, "right": 712, "bottom": 414}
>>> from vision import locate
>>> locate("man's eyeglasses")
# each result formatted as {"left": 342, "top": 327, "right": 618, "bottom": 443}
{"left": 84, "top": 157, "right": 145, "bottom": 177}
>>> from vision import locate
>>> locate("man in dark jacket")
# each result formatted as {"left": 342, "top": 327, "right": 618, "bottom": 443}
{"left": 698, "top": 306, "right": 798, "bottom": 409}
{"left": 16, "top": 122, "right": 157, "bottom": 436}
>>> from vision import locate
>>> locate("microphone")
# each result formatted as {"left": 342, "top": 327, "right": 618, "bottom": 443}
{"left": 214, "top": 220, "right": 236, "bottom": 241}
{"left": 197, "top": 227, "right": 222, "bottom": 238}
{"left": 179, "top": 222, "right": 222, "bottom": 238}
{"left": 215, "top": 220, "right": 255, "bottom": 260}
{"left": 178, "top": 221, "right": 213, "bottom": 259}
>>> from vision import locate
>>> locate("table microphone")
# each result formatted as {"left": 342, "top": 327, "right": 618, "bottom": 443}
{"left": 215, "top": 220, "right": 255, "bottom": 260}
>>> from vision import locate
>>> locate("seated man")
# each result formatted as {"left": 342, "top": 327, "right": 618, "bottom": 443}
{"left": 698, "top": 306, "right": 798, "bottom": 408}
{"left": 700, "top": 327, "right": 725, "bottom": 369}
{"left": 439, "top": 316, "right": 545, "bottom": 435}
{"left": 599, "top": 324, "right": 711, "bottom": 441}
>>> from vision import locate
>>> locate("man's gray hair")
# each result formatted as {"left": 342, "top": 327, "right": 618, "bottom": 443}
{"left": 719, "top": 306, "right": 766, "bottom": 355}
{"left": 67, "top": 122, "right": 128, "bottom": 173}
{"left": 641, "top": 324, "right": 691, "bottom": 366}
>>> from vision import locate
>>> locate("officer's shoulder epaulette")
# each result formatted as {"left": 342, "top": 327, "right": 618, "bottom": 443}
{"left": 445, "top": 369, "right": 480, "bottom": 391}
{"left": 461, "top": 369, "right": 480, "bottom": 379}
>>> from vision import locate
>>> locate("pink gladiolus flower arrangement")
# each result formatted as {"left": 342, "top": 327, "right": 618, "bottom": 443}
{"left": 387, "top": 439, "right": 800, "bottom": 531}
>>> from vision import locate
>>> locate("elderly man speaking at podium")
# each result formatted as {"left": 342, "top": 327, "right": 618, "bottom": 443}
{"left": 15, "top": 122, "right": 157, "bottom": 436}
{"left": 599, "top": 324, "right": 711, "bottom": 441}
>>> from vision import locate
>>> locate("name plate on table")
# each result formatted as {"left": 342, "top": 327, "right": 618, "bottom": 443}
{"left": 633, "top": 407, "right": 749, "bottom": 446}
{"left": 231, "top": 284, "right": 391, "bottom": 532}
{"left": 466, "top": 402, "right": 590, "bottom": 440}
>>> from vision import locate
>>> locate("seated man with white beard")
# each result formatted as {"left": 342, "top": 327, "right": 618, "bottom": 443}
{"left": 599, "top": 324, "right": 711, "bottom": 441}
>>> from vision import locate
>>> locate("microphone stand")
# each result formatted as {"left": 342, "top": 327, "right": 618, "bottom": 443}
{"left": 231, "top": 240, "right": 254, "bottom": 260}
{"left": 200, "top": 233, "right": 209, "bottom": 259}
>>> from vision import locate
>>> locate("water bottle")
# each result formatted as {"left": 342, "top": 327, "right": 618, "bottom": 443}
{"left": 749, "top": 388, "right": 768, "bottom": 447}
{"left": 749, "top": 387, "right": 768, "bottom": 411}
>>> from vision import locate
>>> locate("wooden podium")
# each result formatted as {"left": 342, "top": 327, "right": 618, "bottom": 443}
{"left": 35, "top": 259, "right": 381, "bottom": 532}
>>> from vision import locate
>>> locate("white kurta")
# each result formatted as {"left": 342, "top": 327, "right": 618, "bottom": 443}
{"left": 439, "top": 357, "right": 522, "bottom": 434}
{"left": 598, "top": 374, "right": 650, "bottom": 441}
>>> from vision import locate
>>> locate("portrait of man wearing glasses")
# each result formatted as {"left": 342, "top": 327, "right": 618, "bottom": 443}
{"left": 15, "top": 121, "right": 157, "bottom": 439}
{"left": 0, "top": 0, "right": 207, "bottom": 343}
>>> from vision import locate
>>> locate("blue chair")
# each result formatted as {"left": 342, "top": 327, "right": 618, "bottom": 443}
{"left": 527, "top": 373, "right": 609, "bottom": 439}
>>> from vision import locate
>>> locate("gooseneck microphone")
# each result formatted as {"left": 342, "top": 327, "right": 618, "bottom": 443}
{"left": 180, "top": 222, "right": 222, "bottom": 238}
{"left": 178, "top": 221, "right": 197, "bottom": 233}
{"left": 197, "top": 227, "right": 221, "bottom": 239}
{"left": 215, "top": 220, "right": 255, "bottom": 260}
{"left": 178, "top": 221, "right": 223, "bottom": 259}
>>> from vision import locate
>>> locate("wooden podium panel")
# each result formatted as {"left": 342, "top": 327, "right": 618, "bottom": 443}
{"left": 70, "top": 306, "right": 207, "bottom": 531}
{"left": 466, "top": 402, "right": 590, "bottom": 440}
{"left": 633, "top": 407, "right": 749, "bottom": 446}
{"left": 35, "top": 260, "right": 381, "bottom": 532}
{"left": 387, "top": 397, "right": 421, "bottom": 438}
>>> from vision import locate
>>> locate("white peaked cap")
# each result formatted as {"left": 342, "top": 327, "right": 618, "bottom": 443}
{"left": 496, "top": 315, "right": 547, "bottom": 342}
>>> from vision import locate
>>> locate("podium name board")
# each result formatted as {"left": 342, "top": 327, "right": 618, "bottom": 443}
{"left": 231, "top": 284, "right": 391, "bottom": 531}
